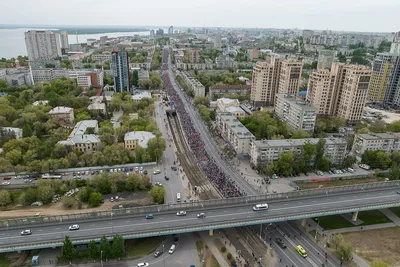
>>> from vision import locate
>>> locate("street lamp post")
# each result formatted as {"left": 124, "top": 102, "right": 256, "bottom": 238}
{"left": 100, "top": 250, "right": 103, "bottom": 267}
{"left": 111, "top": 213, "right": 114, "bottom": 234}
{"left": 259, "top": 223, "right": 263, "bottom": 239}
{"left": 315, "top": 218, "right": 320, "bottom": 239}
{"left": 163, "top": 244, "right": 166, "bottom": 267}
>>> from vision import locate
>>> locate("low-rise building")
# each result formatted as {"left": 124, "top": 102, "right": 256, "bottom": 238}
{"left": 91, "top": 52, "right": 112, "bottom": 62}
{"left": 250, "top": 137, "right": 347, "bottom": 167}
{"left": 1, "top": 68, "right": 32, "bottom": 86}
{"left": 352, "top": 132, "right": 400, "bottom": 158}
{"left": 88, "top": 96, "right": 106, "bottom": 113}
{"left": 48, "top": 106, "right": 74, "bottom": 124}
{"left": 68, "top": 69, "right": 104, "bottom": 89}
{"left": 215, "top": 112, "right": 255, "bottom": 157}
{"left": 216, "top": 98, "right": 240, "bottom": 112}
{"left": 215, "top": 55, "right": 238, "bottom": 70}
{"left": 180, "top": 71, "right": 205, "bottom": 97}
{"left": 32, "top": 100, "right": 49, "bottom": 106}
{"left": 58, "top": 120, "right": 100, "bottom": 153}
{"left": 209, "top": 84, "right": 251, "bottom": 100}
{"left": 31, "top": 69, "right": 69, "bottom": 83}
{"left": 124, "top": 131, "right": 155, "bottom": 150}
{"left": 131, "top": 91, "right": 152, "bottom": 102}
{"left": 275, "top": 94, "right": 317, "bottom": 133}
{"left": 225, "top": 106, "right": 247, "bottom": 119}
{"left": 1, "top": 127, "right": 23, "bottom": 139}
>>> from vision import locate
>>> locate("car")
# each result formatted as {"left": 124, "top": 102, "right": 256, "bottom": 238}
{"left": 135, "top": 167, "right": 139, "bottom": 172}
{"left": 110, "top": 197, "right": 114, "bottom": 202}
{"left": 316, "top": 171, "right": 323, "bottom": 176}
{"left": 146, "top": 214, "right": 154, "bottom": 219}
{"left": 197, "top": 213, "right": 206, "bottom": 218}
{"left": 176, "top": 211, "right": 187, "bottom": 216}
{"left": 295, "top": 245, "right": 307, "bottom": 258}
{"left": 143, "top": 170, "right": 148, "bottom": 175}
{"left": 140, "top": 166, "right": 144, "bottom": 171}
{"left": 347, "top": 168, "right": 355, "bottom": 173}
{"left": 153, "top": 170, "right": 161, "bottom": 174}
{"left": 115, "top": 196, "right": 119, "bottom": 202}
{"left": 21, "top": 229, "right": 32, "bottom": 236}
{"left": 171, "top": 166, "right": 177, "bottom": 171}
{"left": 69, "top": 224, "right": 80, "bottom": 231}
{"left": 275, "top": 237, "right": 287, "bottom": 248}
{"left": 165, "top": 176, "right": 169, "bottom": 181}
{"left": 341, "top": 169, "right": 347, "bottom": 173}
{"left": 155, "top": 182, "right": 163, "bottom": 187}
{"left": 137, "top": 263, "right": 149, "bottom": 267}
{"left": 154, "top": 250, "right": 163, "bottom": 257}
{"left": 1, "top": 182, "right": 10, "bottom": 185}
{"left": 24, "top": 179, "right": 33, "bottom": 183}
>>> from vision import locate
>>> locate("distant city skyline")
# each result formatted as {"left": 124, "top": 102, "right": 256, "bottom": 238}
{"left": 1, "top": 0, "right": 399, "bottom": 33}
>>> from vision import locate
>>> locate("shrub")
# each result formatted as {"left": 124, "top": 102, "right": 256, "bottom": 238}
{"left": 221, "top": 246, "right": 227, "bottom": 253}
{"left": 227, "top": 252, "right": 232, "bottom": 260}
{"left": 230, "top": 259, "right": 236, "bottom": 265}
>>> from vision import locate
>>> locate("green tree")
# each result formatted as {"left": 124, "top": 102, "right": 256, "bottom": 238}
{"left": 331, "top": 234, "right": 344, "bottom": 250}
{"left": 291, "top": 129, "right": 311, "bottom": 139}
{"left": 126, "top": 173, "right": 145, "bottom": 191}
{"left": 76, "top": 111, "right": 91, "bottom": 122}
{"left": 0, "top": 190, "right": 12, "bottom": 206}
{"left": 342, "top": 156, "right": 356, "bottom": 168}
{"left": 194, "top": 96, "right": 210, "bottom": 107}
{"left": 112, "top": 234, "right": 125, "bottom": 259}
{"left": 99, "top": 236, "right": 111, "bottom": 261}
{"left": 88, "top": 240, "right": 99, "bottom": 261}
{"left": 338, "top": 241, "right": 353, "bottom": 261}
{"left": 61, "top": 235, "right": 77, "bottom": 264}
{"left": 370, "top": 260, "right": 389, "bottom": 267}
{"left": 62, "top": 196, "right": 78, "bottom": 209}
{"left": 147, "top": 137, "right": 166, "bottom": 162}
{"left": 275, "top": 152, "right": 294, "bottom": 176}
{"left": 131, "top": 70, "right": 139, "bottom": 87}
{"left": 149, "top": 186, "right": 166, "bottom": 204}
{"left": 37, "top": 184, "right": 55, "bottom": 204}
{"left": 88, "top": 192, "right": 103, "bottom": 207}
{"left": 388, "top": 162, "right": 400, "bottom": 180}
{"left": 77, "top": 187, "right": 93, "bottom": 203}
{"left": 315, "top": 138, "right": 327, "bottom": 170}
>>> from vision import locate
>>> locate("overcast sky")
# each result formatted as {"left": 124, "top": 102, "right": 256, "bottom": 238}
{"left": 2, "top": 0, "right": 400, "bottom": 32}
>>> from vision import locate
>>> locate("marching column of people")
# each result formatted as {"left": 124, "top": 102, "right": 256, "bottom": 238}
{"left": 161, "top": 50, "right": 244, "bottom": 198}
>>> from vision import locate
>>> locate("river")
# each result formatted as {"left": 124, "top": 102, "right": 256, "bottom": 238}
{"left": 0, "top": 28, "right": 151, "bottom": 59}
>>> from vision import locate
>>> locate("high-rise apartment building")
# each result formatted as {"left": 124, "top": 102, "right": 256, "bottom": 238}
{"left": 168, "top": 26, "right": 174, "bottom": 35}
{"left": 383, "top": 56, "right": 400, "bottom": 107}
{"left": 369, "top": 53, "right": 394, "bottom": 102}
{"left": 24, "top": 30, "right": 62, "bottom": 60}
{"left": 111, "top": 51, "right": 130, "bottom": 93}
{"left": 302, "top": 30, "right": 314, "bottom": 43}
{"left": 214, "top": 35, "right": 222, "bottom": 49}
{"left": 251, "top": 57, "right": 302, "bottom": 107}
{"left": 307, "top": 63, "right": 372, "bottom": 124}
{"left": 390, "top": 32, "right": 400, "bottom": 55}
{"left": 150, "top": 30, "right": 155, "bottom": 38}
{"left": 307, "top": 69, "right": 336, "bottom": 115}
{"left": 278, "top": 60, "right": 302, "bottom": 95}
{"left": 60, "top": 31, "right": 69, "bottom": 50}
{"left": 317, "top": 50, "right": 335, "bottom": 70}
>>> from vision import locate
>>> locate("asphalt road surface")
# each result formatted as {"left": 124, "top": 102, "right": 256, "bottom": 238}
{"left": 0, "top": 187, "right": 398, "bottom": 249}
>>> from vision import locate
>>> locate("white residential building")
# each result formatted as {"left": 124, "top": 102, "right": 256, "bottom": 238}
{"left": 60, "top": 31, "right": 69, "bottom": 50}
{"left": 215, "top": 112, "right": 255, "bottom": 157}
{"left": 216, "top": 98, "right": 240, "bottom": 112}
{"left": 275, "top": 94, "right": 317, "bottom": 132}
{"left": 24, "top": 30, "right": 62, "bottom": 61}
{"left": 352, "top": 132, "right": 400, "bottom": 158}
{"left": 250, "top": 137, "right": 347, "bottom": 167}
{"left": 124, "top": 131, "right": 155, "bottom": 150}
{"left": 215, "top": 55, "right": 238, "bottom": 69}
{"left": 58, "top": 120, "right": 100, "bottom": 153}
{"left": 68, "top": 69, "right": 104, "bottom": 89}
{"left": 31, "top": 69, "right": 69, "bottom": 83}
{"left": 131, "top": 91, "right": 152, "bottom": 102}
{"left": 1, "top": 127, "right": 23, "bottom": 139}
{"left": 180, "top": 71, "right": 205, "bottom": 97}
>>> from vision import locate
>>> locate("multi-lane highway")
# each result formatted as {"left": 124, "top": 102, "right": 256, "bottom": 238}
{"left": 0, "top": 186, "right": 399, "bottom": 252}
{"left": 165, "top": 49, "right": 258, "bottom": 196}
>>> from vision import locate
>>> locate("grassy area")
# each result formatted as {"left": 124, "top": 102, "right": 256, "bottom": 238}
{"left": 210, "top": 254, "right": 221, "bottom": 267}
{"left": 0, "top": 255, "right": 9, "bottom": 267}
{"left": 314, "top": 215, "right": 354, "bottom": 230}
{"left": 358, "top": 210, "right": 392, "bottom": 225}
{"left": 298, "top": 177, "right": 385, "bottom": 190}
{"left": 313, "top": 210, "right": 391, "bottom": 230}
{"left": 196, "top": 240, "right": 204, "bottom": 256}
{"left": 126, "top": 236, "right": 165, "bottom": 259}
{"left": 389, "top": 207, "right": 400, "bottom": 218}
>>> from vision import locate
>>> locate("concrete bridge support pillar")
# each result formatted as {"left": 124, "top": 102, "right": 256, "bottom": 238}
{"left": 301, "top": 218, "right": 306, "bottom": 227}
{"left": 352, "top": 211, "right": 359, "bottom": 222}
{"left": 209, "top": 229, "right": 214, "bottom": 236}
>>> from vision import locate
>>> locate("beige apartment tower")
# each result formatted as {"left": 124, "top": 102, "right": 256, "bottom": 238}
{"left": 251, "top": 57, "right": 302, "bottom": 107}
{"left": 306, "top": 63, "right": 371, "bottom": 124}
{"left": 278, "top": 60, "right": 302, "bottom": 95}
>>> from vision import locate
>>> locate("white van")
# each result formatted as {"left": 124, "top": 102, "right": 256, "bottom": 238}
{"left": 176, "top": 193, "right": 181, "bottom": 202}
{"left": 168, "top": 244, "right": 176, "bottom": 254}
{"left": 253, "top": 203, "right": 269, "bottom": 211}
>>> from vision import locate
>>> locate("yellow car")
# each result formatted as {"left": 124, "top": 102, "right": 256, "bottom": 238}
{"left": 296, "top": 245, "right": 307, "bottom": 258}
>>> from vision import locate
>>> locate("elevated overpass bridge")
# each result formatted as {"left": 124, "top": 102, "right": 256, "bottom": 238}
{"left": 0, "top": 181, "right": 399, "bottom": 253}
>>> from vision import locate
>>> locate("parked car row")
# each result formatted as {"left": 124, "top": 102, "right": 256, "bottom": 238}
{"left": 272, "top": 167, "right": 356, "bottom": 179}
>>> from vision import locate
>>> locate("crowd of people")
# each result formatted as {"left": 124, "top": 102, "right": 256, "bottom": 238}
{"left": 161, "top": 50, "right": 244, "bottom": 198}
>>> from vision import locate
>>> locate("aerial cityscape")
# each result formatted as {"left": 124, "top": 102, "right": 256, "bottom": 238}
{"left": 0, "top": 1, "right": 400, "bottom": 267}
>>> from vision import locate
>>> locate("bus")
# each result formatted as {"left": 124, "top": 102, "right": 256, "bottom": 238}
{"left": 176, "top": 193, "right": 181, "bottom": 202}
{"left": 41, "top": 173, "right": 62, "bottom": 179}
{"left": 253, "top": 203, "right": 269, "bottom": 211}
{"left": 296, "top": 245, "right": 307, "bottom": 257}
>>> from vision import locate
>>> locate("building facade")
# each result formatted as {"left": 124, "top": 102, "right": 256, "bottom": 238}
{"left": 24, "top": 30, "right": 62, "bottom": 61}
{"left": 215, "top": 112, "right": 255, "bottom": 157}
{"left": 112, "top": 51, "right": 130, "bottom": 93}
{"left": 124, "top": 131, "right": 155, "bottom": 150}
{"left": 60, "top": 31, "right": 69, "bottom": 50}
{"left": 69, "top": 69, "right": 104, "bottom": 89}
{"left": 278, "top": 60, "right": 303, "bottom": 95}
{"left": 352, "top": 132, "right": 400, "bottom": 158}
{"left": 209, "top": 84, "right": 251, "bottom": 100}
{"left": 369, "top": 53, "right": 394, "bottom": 102}
{"left": 168, "top": 26, "right": 174, "bottom": 35}
{"left": 306, "top": 69, "right": 336, "bottom": 115}
{"left": 180, "top": 71, "right": 205, "bottom": 97}
{"left": 250, "top": 137, "right": 347, "bottom": 167}
{"left": 275, "top": 93, "right": 317, "bottom": 132}
{"left": 58, "top": 120, "right": 100, "bottom": 153}
{"left": 383, "top": 55, "right": 400, "bottom": 107}
{"left": 48, "top": 106, "right": 74, "bottom": 124}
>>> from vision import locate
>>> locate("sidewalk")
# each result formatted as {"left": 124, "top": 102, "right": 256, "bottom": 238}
{"left": 198, "top": 231, "right": 230, "bottom": 267}
{"left": 325, "top": 222, "right": 396, "bottom": 235}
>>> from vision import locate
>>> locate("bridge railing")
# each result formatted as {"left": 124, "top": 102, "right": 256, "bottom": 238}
{"left": 1, "top": 200, "right": 400, "bottom": 253}
{"left": 1, "top": 180, "right": 398, "bottom": 229}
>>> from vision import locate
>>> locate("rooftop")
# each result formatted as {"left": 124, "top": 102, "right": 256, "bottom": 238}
{"left": 357, "top": 132, "right": 400, "bottom": 140}
{"left": 253, "top": 137, "right": 346, "bottom": 149}
{"left": 217, "top": 112, "right": 254, "bottom": 139}
{"left": 48, "top": 106, "right": 73, "bottom": 114}
{"left": 69, "top": 120, "right": 98, "bottom": 138}
{"left": 132, "top": 91, "right": 152, "bottom": 101}
{"left": 210, "top": 84, "right": 251, "bottom": 90}
{"left": 225, "top": 106, "right": 245, "bottom": 114}
{"left": 124, "top": 131, "right": 155, "bottom": 148}
{"left": 217, "top": 98, "right": 240, "bottom": 106}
